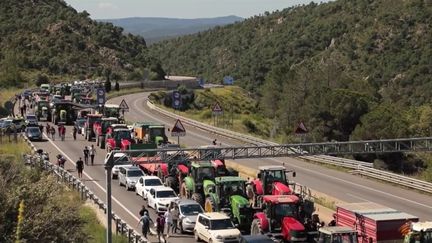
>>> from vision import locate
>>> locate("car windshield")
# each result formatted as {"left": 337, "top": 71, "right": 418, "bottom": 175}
{"left": 156, "top": 190, "right": 176, "bottom": 198}
{"left": 145, "top": 179, "right": 162, "bottom": 186}
{"left": 26, "top": 116, "right": 37, "bottom": 120}
{"left": 210, "top": 219, "right": 235, "bottom": 230}
{"left": 196, "top": 167, "right": 215, "bottom": 181}
{"left": 127, "top": 170, "right": 143, "bottom": 177}
{"left": 28, "top": 127, "right": 40, "bottom": 133}
{"left": 180, "top": 204, "right": 203, "bottom": 216}
{"left": 2, "top": 120, "right": 12, "bottom": 126}
{"left": 321, "top": 233, "right": 358, "bottom": 243}
{"left": 115, "top": 130, "right": 131, "bottom": 140}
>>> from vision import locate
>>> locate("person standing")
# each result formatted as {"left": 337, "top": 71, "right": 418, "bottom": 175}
{"left": 156, "top": 213, "right": 166, "bottom": 242}
{"left": 61, "top": 125, "right": 66, "bottom": 141}
{"left": 137, "top": 211, "right": 153, "bottom": 239}
{"left": 50, "top": 126, "right": 56, "bottom": 140}
{"left": 76, "top": 157, "right": 84, "bottom": 179}
{"left": 164, "top": 208, "right": 173, "bottom": 237}
{"left": 72, "top": 126, "right": 77, "bottom": 140}
{"left": 139, "top": 205, "right": 149, "bottom": 217}
{"left": 171, "top": 206, "right": 180, "bottom": 234}
{"left": 46, "top": 123, "right": 51, "bottom": 135}
{"left": 83, "top": 146, "right": 89, "bottom": 165}
{"left": 89, "top": 144, "right": 96, "bottom": 165}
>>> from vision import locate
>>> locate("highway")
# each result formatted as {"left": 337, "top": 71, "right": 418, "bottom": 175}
{"left": 27, "top": 91, "right": 432, "bottom": 242}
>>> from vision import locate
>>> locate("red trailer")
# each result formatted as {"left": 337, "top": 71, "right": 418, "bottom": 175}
{"left": 133, "top": 156, "right": 168, "bottom": 178}
{"left": 336, "top": 202, "right": 418, "bottom": 243}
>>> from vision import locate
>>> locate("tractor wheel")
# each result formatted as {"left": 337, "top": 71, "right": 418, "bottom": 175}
{"left": 180, "top": 183, "right": 189, "bottom": 198}
{"left": 165, "top": 176, "right": 177, "bottom": 191}
{"left": 191, "top": 193, "right": 204, "bottom": 206}
{"left": 204, "top": 197, "right": 216, "bottom": 212}
{"left": 250, "top": 219, "right": 264, "bottom": 235}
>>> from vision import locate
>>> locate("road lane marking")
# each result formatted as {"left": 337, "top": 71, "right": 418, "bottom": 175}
{"left": 346, "top": 193, "right": 371, "bottom": 202}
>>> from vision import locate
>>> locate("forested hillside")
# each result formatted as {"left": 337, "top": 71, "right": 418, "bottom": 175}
{"left": 0, "top": 0, "right": 164, "bottom": 87}
{"left": 150, "top": 0, "right": 432, "bottom": 176}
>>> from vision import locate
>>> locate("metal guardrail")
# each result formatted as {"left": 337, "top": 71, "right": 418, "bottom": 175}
{"left": 21, "top": 136, "right": 146, "bottom": 243}
{"left": 147, "top": 100, "right": 432, "bottom": 194}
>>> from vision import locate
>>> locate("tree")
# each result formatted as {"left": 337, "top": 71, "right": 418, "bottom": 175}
{"left": 35, "top": 73, "right": 49, "bottom": 87}
{"left": 104, "top": 68, "right": 112, "bottom": 93}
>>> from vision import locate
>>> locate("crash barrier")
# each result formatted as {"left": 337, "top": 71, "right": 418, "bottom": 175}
{"left": 147, "top": 100, "right": 432, "bottom": 194}
{"left": 21, "top": 136, "right": 147, "bottom": 243}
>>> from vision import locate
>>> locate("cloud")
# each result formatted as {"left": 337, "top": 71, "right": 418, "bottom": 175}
{"left": 97, "top": 2, "right": 118, "bottom": 10}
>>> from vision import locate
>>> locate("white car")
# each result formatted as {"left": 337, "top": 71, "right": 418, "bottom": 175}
{"left": 194, "top": 212, "right": 241, "bottom": 243}
{"left": 135, "top": 176, "right": 163, "bottom": 200}
{"left": 147, "top": 186, "right": 179, "bottom": 213}
{"left": 104, "top": 152, "right": 130, "bottom": 179}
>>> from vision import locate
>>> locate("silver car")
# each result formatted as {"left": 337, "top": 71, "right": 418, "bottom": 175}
{"left": 173, "top": 199, "right": 204, "bottom": 233}
{"left": 25, "top": 126, "right": 42, "bottom": 141}
{"left": 118, "top": 166, "right": 144, "bottom": 190}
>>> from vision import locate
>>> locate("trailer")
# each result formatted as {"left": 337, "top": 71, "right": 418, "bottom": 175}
{"left": 336, "top": 202, "right": 419, "bottom": 243}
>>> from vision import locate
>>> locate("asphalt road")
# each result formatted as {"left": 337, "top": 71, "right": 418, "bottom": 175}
{"left": 24, "top": 91, "right": 432, "bottom": 243}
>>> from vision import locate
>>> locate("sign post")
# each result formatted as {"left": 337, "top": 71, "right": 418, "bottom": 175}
{"left": 96, "top": 88, "right": 106, "bottom": 114}
{"left": 171, "top": 119, "right": 186, "bottom": 145}
{"left": 294, "top": 121, "right": 309, "bottom": 143}
{"left": 212, "top": 103, "right": 223, "bottom": 126}
{"left": 119, "top": 99, "right": 129, "bottom": 117}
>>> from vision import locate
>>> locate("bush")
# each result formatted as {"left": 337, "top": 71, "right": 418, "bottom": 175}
{"left": 35, "top": 74, "right": 49, "bottom": 87}
{"left": 242, "top": 118, "right": 257, "bottom": 133}
{"left": 200, "top": 110, "right": 212, "bottom": 119}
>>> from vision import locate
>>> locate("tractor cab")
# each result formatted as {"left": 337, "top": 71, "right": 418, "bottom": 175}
{"left": 199, "top": 145, "right": 238, "bottom": 177}
{"left": 103, "top": 104, "right": 121, "bottom": 118}
{"left": 404, "top": 221, "right": 432, "bottom": 243}
{"left": 318, "top": 226, "right": 358, "bottom": 243}
{"left": 255, "top": 166, "right": 295, "bottom": 196}
{"left": 191, "top": 162, "right": 216, "bottom": 186}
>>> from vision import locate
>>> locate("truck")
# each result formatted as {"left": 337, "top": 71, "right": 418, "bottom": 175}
{"left": 335, "top": 202, "right": 419, "bottom": 243}
{"left": 133, "top": 122, "right": 168, "bottom": 146}
{"left": 84, "top": 114, "right": 103, "bottom": 141}
{"left": 93, "top": 117, "right": 119, "bottom": 148}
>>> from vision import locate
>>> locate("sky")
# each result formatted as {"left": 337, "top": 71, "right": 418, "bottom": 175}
{"left": 64, "top": 0, "right": 326, "bottom": 19}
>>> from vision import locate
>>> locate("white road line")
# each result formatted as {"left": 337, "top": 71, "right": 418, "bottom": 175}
{"left": 42, "top": 133, "right": 164, "bottom": 242}
{"left": 346, "top": 193, "right": 371, "bottom": 202}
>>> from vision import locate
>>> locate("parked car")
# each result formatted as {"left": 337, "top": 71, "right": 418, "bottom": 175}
{"left": 239, "top": 235, "right": 274, "bottom": 243}
{"left": 74, "top": 118, "right": 86, "bottom": 134}
{"left": 147, "top": 186, "right": 179, "bottom": 213}
{"left": 0, "top": 119, "right": 16, "bottom": 132}
{"left": 25, "top": 114, "right": 38, "bottom": 126}
{"left": 172, "top": 199, "right": 204, "bottom": 233}
{"left": 118, "top": 166, "right": 144, "bottom": 190}
{"left": 12, "top": 118, "right": 26, "bottom": 132}
{"left": 135, "top": 175, "right": 163, "bottom": 200}
{"left": 25, "top": 126, "right": 42, "bottom": 141}
{"left": 194, "top": 212, "right": 241, "bottom": 243}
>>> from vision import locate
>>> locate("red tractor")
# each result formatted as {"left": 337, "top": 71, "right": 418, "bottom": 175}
{"left": 249, "top": 166, "right": 295, "bottom": 203}
{"left": 105, "top": 124, "right": 133, "bottom": 152}
{"left": 250, "top": 195, "right": 308, "bottom": 242}
{"left": 84, "top": 114, "right": 102, "bottom": 141}
{"left": 93, "top": 117, "right": 119, "bottom": 149}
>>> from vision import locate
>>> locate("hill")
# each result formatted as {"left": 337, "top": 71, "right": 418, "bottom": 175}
{"left": 149, "top": 0, "right": 432, "bottom": 175}
{"left": 101, "top": 16, "right": 244, "bottom": 44}
{"left": 0, "top": 0, "right": 165, "bottom": 87}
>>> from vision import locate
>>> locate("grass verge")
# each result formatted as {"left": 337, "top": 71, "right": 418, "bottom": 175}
{"left": 80, "top": 205, "right": 128, "bottom": 243}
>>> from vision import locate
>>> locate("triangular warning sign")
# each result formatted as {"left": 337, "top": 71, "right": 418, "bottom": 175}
{"left": 119, "top": 99, "right": 129, "bottom": 110}
{"left": 171, "top": 119, "right": 186, "bottom": 136}
{"left": 212, "top": 103, "right": 223, "bottom": 112}
{"left": 295, "top": 122, "right": 308, "bottom": 134}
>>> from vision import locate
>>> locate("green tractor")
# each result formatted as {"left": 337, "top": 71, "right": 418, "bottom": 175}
{"left": 180, "top": 161, "right": 216, "bottom": 206}
{"left": 203, "top": 176, "right": 254, "bottom": 232}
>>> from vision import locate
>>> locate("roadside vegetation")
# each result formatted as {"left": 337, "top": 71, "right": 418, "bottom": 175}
{"left": 0, "top": 138, "right": 128, "bottom": 242}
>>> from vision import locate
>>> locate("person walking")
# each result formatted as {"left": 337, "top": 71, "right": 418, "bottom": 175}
{"left": 72, "top": 126, "right": 77, "bottom": 140}
{"left": 46, "top": 123, "right": 51, "bottom": 135}
{"left": 164, "top": 207, "right": 173, "bottom": 237}
{"left": 83, "top": 146, "right": 89, "bottom": 165}
{"left": 156, "top": 213, "right": 166, "bottom": 242}
{"left": 171, "top": 206, "right": 180, "bottom": 234}
{"left": 89, "top": 144, "right": 96, "bottom": 165}
{"left": 58, "top": 125, "right": 61, "bottom": 139}
{"left": 61, "top": 125, "right": 66, "bottom": 141}
{"left": 50, "top": 126, "right": 56, "bottom": 140}
{"left": 76, "top": 157, "right": 84, "bottom": 179}
{"left": 137, "top": 211, "right": 153, "bottom": 239}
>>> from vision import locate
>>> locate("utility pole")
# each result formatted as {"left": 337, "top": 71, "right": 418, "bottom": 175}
{"left": 105, "top": 160, "right": 113, "bottom": 243}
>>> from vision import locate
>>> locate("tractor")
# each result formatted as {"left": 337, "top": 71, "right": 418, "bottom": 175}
{"left": 199, "top": 145, "right": 238, "bottom": 177}
{"left": 84, "top": 114, "right": 103, "bottom": 141}
{"left": 180, "top": 161, "right": 216, "bottom": 206}
{"left": 93, "top": 117, "right": 119, "bottom": 148}
{"left": 103, "top": 104, "right": 121, "bottom": 119}
{"left": 133, "top": 122, "right": 168, "bottom": 146}
{"left": 105, "top": 125, "right": 133, "bottom": 152}
{"left": 250, "top": 195, "right": 310, "bottom": 243}
{"left": 317, "top": 226, "right": 358, "bottom": 243}
{"left": 35, "top": 100, "right": 50, "bottom": 121}
{"left": 51, "top": 101, "right": 76, "bottom": 125}
{"left": 203, "top": 176, "right": 255, "bottom": 232}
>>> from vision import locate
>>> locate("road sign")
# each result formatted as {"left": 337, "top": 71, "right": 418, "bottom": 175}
{"left": 119, "top": 99, "right": 129, "bottom": 112}
{"left": 294, "top": 121, "right": 308, "bottom": 134}
{"left": 172, "top": 91, "right": 181, "bottom": 109}
{"left": 212, "top": 103, "right": 223, "bottom": 116}
{"left": 171, "top": 119, "right": 186, "bottom": 137}
{"left": 223, "top": 76, "right": 234, "bottom": 85}
{"left": 96, "top": 88, "right": 106, "bottom": 106}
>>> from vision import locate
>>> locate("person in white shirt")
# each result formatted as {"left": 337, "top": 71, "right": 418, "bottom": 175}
{"left": 89, "top": 144, "right": 96, "bottom": 165}
{"left": 164, "top": 209, "right": 173, "bottom": 237}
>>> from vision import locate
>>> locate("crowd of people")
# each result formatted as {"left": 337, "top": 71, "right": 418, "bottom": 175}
{"left": 137, "top": 204, "right": 180, "bottom": 242}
